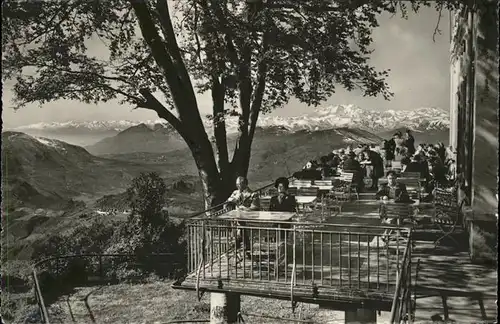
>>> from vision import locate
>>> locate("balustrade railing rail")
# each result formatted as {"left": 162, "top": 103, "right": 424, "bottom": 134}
{"left": 389, "top": 236, "right": 414, "bottom": 323}
{"left": 186, "top": 218, "right": 412, "bottom": 301}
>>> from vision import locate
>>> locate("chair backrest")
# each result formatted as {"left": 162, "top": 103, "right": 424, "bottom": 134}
{"left": 260, "top": 196, "right": 272, "bottom": 211}
{"left": 398, "top": 178, "right": 420, "bottom": 189}
{"left": 314, "top": 180, "right": 334, "bottom": 186}
{"left": 401, "top": 172, "right": 421, "bottom": 179}
{"left": 297, "top": 187, "right": 319, "bottom": 196}
{"left": 288, "top": 187, "right": 298, "bottom": 196}
{"left": 383, "top": 203, "right": 414, "bottom": 219}
{"left": 398, "top": 178, "right": 421, "bottom": 198}
{"left": 264, "top": 187, "right": 278, "bottom": 197}
{"left": 291, "top": 180, "right": 313, "bottom": 188}
{"left": 434, "top": 188, "right": 458, "bottom": 207}
{"left": 340, "top": 172, "right": 354, "bottom": 183}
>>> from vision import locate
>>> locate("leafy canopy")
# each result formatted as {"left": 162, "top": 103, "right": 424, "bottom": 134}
{"left": 1, "top": 1, "right": 415, "bottom": 116}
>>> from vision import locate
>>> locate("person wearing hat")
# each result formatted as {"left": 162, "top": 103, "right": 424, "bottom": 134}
{"left": 269, "top": 177, "right": 297, "bottom": 212}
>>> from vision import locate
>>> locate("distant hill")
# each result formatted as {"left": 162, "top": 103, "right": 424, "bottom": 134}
{"left": 100, "top": 126, "right": 384, "bottom": 188}
{"left": 1, "top": 132, "right": 162, "bottom": 210}
{"left": 86, "top": 123, "right": 187, "bottom": 155}
{"left": 377, "top": 128, "right": 450, "bottom": 146}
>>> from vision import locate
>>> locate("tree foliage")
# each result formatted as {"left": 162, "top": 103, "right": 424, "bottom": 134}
{"left": 1, "top": 0, "right": 465, "bottom": 206}
{"left": 109, "top": 172, "right": 185, "bottom": 273}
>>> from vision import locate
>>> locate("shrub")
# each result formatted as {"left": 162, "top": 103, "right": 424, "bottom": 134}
{"left": 105, "top": 172, "right": 187, "bottom": 279}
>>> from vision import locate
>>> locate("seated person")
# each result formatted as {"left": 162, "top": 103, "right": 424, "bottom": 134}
{"left": 295, "top": 161, "right": 322, "bottom": 180}
{"left": 225, "top": 176, "right": 260, "bottom": 211}
{"left": 269, "top": 177, "right": 297, "bottom": 212}
{"left": 225, "top": 176, "right": 260, "bottom": 255}
{"left": 400, "top": 156, "right": 411, "bottom": 172}
{"left": 404, "top": 154, "right": 426, "bottom": 178}
{"left": 376, "top": 171, "right": 411, "bottom": 202}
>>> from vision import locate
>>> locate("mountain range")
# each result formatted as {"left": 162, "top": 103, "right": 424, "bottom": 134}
{"left": 11, "top": 105, "right": 449, "bottom": 140}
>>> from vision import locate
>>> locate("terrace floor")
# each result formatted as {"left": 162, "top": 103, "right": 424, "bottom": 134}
{"left": 175, "top": 196, "right": 498, "bottom": 322}
{"left": 176, "top": 198, "right": 415, "bottom": 311}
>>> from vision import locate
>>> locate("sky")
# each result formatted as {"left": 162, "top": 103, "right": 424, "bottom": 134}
{"left": 2, "top": 6, "right": 451, "bottom": 128}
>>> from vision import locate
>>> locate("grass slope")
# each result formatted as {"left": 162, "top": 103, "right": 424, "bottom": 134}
{"left": 47, "top": 280, "right": 344, "bottom": 324}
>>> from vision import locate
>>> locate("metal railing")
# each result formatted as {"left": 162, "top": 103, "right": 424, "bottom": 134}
{"left": 31, "top": 253, "right": 181, "bottom": 324}
{"left": 186, "top": 218, "right": 411, "bottom": 299}
{"left": 389, "top": 233, "right": 414, "bottom": 323}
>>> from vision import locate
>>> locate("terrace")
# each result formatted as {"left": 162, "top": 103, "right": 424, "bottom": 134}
{"left": 172, "top": 174, "right": 496, "bottom": 323}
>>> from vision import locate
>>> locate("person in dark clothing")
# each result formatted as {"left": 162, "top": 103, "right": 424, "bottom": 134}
{"left": 294, "top": 161, "right": 322, "bottom": 180}
{"left": 343, "top": 151, "right": 363, "bottom": 191}
{"left": 376, "top": 171, "right": 411, "bottom": 202}
{"left": 363, "top": 148, "right": 384, "bottom": 190}
{"left": 404, "top": 154, "right": 426, "bottom": 178}
{"left": 269, "top": 177, "right": 297, "bottom": 212}
{"left": 400, "top": 156, "right": 411, "bottom": 172}
{"left": 331, "top": 154, "right": 341, "bottom": 169}
{"left": 319, "top": 156, "right": 332, "bottom": 178}
{"left": 384, "top": 138, "right": 396, "bottom": 167}
{"left": 404, "top": 129, "right": 416, "bottom": 156}
{"left": 342, "top": 151, "right": 361, "bottom": 173}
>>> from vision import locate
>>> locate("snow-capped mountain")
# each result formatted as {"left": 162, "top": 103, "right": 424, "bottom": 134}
{"left": 11, "top": 105, "right": 449, "bottom": 135}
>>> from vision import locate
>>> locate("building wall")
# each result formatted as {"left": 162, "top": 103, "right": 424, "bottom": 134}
{"left": 471, "top": 0, "right": 498, "bottom": 214}
{"left": 450, "top": 1, "right": 498, "bottom": 216}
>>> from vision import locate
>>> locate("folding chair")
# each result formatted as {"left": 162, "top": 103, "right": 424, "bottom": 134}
{"left": 432, "top": 188, "right": 464, "bottom": 248}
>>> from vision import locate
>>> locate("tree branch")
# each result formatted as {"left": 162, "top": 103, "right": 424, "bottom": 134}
{"left": 248, "top": 32, "right": 270, "bottom": 141}
{"left": 131, "top": 1, "right": 187, "bottom": 116}
{"left": 137, "top": 88, "right": 189, "bottom": 142}
{"left": 433, "top": 3, "right": 444, "bottom": 42}
{"left": 211, "top": 76, "right": 229, "bottom": 173}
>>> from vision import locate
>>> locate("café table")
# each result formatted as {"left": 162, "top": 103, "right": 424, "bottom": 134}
{"left": 378, "top": 177, "right": 426, "bottom": 184}
{"left": 289, "top": 184, "right": 334, "bottom": 192}
{"left": 260, "top": 195, "right": 318, "bottom": 218}
{"left": 218, "top": 210, "right": 295, "bottom": 222}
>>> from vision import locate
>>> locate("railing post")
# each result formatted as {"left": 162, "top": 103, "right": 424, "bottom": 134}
{"left": 99, "top": 255, "right": 103, "bottom": 281}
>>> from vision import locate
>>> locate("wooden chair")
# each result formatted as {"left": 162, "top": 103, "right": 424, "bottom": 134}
{"left": 296, "top": 187, "right": 320, "bottom": 217}
{"left": 297, "top": 187, "right": 319, "bottom": 197}
{"left": 401, "top": 172, "right": 421, "bottom": 179}
{"left": 326, "top": 176, "right": 352, "bottom": 213}
{"left": 432, "top": 188, "right": 464, "bottom": 248}
{"left": 340, "top": 171, "right": 360, "bottom": 201}
{"left": 379, "top": 203, "right": 416, "bottom": 246}
{"left": 313, "top": 180, "right": 334, "bottom": 186}
{"left": 291, "top": 179, "right": 313, "bottom": 188}
{"left": 264, "top": 187, "right": 278, "bottom": 197}
{"left": 260, "top": 196, "right": 272, "bottom": 211}
{"left": 398, "top": 178, "right": 422, "bottom": 200}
